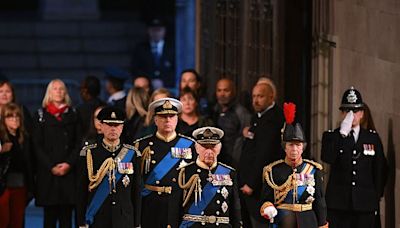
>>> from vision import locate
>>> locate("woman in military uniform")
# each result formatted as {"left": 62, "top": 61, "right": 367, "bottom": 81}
{"left": 176, "top": 126, "right": 242, "bottom": 227}
{"left": 260, "top": 103, "right": 328, "bottom": 228}
{"left": 76, "top": 106, "right": 141, "bottom": 228}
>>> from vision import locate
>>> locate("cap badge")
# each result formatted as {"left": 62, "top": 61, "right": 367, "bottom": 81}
{"left": 163, "top": 100, "right": 173, "bottom": 109}
{"left": 203, "top": 128, "right": 213, "bottom": 138}
{"left": 346, "top": 90, "right": 358, "bottom": 103}
{"left": 111, "top": 112, "right": 116, "bottom": 119}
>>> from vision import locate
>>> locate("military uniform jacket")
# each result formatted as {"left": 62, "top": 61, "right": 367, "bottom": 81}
{"left": 261, "top": 160, "right": 327, "bottom": 227}
{"left": 135, "top": 133, "right": 196, "bottom": 228}
{"left": 321, "top": 127, "right": 387, "bottom": 211}
{"left": 76, "top": 140, "right": 141, "bottom": 228}
{"left": 175, "top": 161, "right": 242, "bottom": 228}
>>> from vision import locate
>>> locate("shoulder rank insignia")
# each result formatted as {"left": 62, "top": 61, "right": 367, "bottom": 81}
{"left": 177, "top": 161, "right": 194, "bottom": 170}
{"left": 123, "top": 144, "right": 141, "bottom": 157}
{"left": 218, "top": 162, "right": 236, "bottom": 171}
{"left": 369, "top": 129, "right": 377, "bottom": 134}
{"left": 178, "top": 134, "right": 196, "bottom": 143}
{"left": 303, "top": 159, "right": 323, "bottom": 170}
{"left": 264, "top": 159, "right": 284, "bottom": 173}
{"left": 171, "top": 147, "right": 192, "bottom": 159}
{"left": 80, "top": 143, "right": 97, "bottom": 157}
{"left": 133, "top": 134, "right": 153, "bottom": 144}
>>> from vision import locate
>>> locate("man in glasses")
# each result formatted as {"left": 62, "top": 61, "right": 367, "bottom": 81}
{"left": 321, "top": 86, "right": 388, "bottom": 228}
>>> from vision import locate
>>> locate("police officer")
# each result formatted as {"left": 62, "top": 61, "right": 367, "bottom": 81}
{"left": 260, "top": 102, "right": 328, "bottom": 228}
{"left": 175, "top": 127, "right": 242, "bottom": 227}
{"left": 135, "top": 98, "right": 196, "bottom": 227}
{"left": 76, "top": 106, "right": 141, "bottom": 228}
{"left": 321, "top": 87, "right": 387, "bottom": 228}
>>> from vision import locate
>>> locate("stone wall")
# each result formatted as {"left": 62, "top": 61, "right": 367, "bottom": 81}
{"left": 332, "top": 0, "right": 400, "bottom": 227}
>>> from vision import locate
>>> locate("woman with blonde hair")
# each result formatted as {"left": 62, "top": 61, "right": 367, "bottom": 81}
{"left": 33, "top": 79, "right": 81, "bottom": 228}
{"left": 0, "top": 103, "right": 33, "bottom": 228}
{"left": 124, "top": 87, "right": 150, "bottom": 142}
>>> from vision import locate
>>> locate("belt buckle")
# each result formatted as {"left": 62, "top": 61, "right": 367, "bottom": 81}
{"left": 207, "top": 215, "right": 217, "bottom": 224}
{"left": 164, "top": 186, "right": 172, "bottom": 194}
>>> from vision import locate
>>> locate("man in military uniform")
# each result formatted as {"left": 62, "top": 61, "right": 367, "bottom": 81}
{"left": 321, "top": 87, "right": 387, "bottom": 228}
{"left": 134, "top": 97, "right": 196, "bottom": 227}
{"left": 175, "top": 127, "right": 242, "bottom": 227}
{"left": 76, "top": 106, "right": 141, "bottom": 228}
{"left": 260, "top": 102, "right": 328, "bottom": 228}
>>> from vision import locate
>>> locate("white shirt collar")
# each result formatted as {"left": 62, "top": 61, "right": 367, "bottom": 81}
{"left": 257, "top": 102, "right": 275, "bottom": 118}
{"left": 107, "top": 90, "right": 126, "bottom": 104}
{"left": 352, "top": 125, "right": 360, "bottom": 142}
{"left": 151, "top": 40, "right": 164, "bottom": 55}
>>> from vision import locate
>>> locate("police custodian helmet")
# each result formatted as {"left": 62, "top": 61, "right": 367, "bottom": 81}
{"left": 339, "top": 86, "right": 364, "bottom": 111}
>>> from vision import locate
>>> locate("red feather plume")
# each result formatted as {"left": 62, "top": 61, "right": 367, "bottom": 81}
{"left": 283, "top": 102, "right": 296, "bottom": 124}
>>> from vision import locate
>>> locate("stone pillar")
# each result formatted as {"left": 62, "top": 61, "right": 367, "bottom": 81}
{"left": 175, "top": 0, "right": 196, "bottom": 90}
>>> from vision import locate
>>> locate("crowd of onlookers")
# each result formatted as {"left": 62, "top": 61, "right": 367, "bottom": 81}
{"left": 0, "top": 68, "right": 388, "bottom": 228}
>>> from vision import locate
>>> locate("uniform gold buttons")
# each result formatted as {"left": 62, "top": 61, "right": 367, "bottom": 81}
{"left": 150, "top": 151, "right": 154, "bottom": 155}
{"left": 149, "top": 142, "right": 153, "bottom": 145}
{"left": 152, "top": 160, "right": 156, "bottom": 164}
{"left": 156, "top": 180, "right": 160, "bottom": 184}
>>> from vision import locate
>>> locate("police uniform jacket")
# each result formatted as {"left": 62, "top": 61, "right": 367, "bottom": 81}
{"left": 32, "top": 107, "right": 81, "bottom": 206}
{"left": 135, "top": 133, "right": 196, "bottom": 228}
{"left": 175, "top": 161, "right": 242, "bottom": 228}
{"left": 261, "top": 159, "right": 327, "bottom": 227}
{"left": 321, "top": 127, "right": 387, "bottom": 211}
{"left": 76, "top": 140, "right": 141, "bottom": 228}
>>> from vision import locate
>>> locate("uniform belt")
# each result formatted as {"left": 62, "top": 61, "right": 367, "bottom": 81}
{"left": 144, "top": 184, "right": 172, "bottom": 194}
{"left": 277, "top": 203, "right": 312, "bottom": 212}
{"left": 182, "top": 214, "right": 229, "bottom": 224}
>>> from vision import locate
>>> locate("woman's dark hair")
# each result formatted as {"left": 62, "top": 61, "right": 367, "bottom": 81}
{"left": 0, "top": 103, "right": 25, "bottom": 144}
{"left": 179, "top": 86, "right": 200, "bottom": 116}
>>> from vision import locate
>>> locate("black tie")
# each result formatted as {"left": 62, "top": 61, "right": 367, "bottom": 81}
{"left": 349, "top": 129, "right": 355, "bottom": 145}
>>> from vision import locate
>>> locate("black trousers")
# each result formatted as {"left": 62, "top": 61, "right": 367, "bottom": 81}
{"left": 43, "top": 205, "right": 73, "bottom": 228}
{"left": 327, "top": 209, "right": 375, "bottom": 228}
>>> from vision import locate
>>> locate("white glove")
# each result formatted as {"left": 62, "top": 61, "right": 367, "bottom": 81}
{"left": 340, "top": 111, "right": 354, "bottom": 137}
{"left": 263, "top": 205, "right": 278, "bottom": 220}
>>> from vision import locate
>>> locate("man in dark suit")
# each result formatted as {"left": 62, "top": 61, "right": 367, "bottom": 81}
{"left": 131, "top": 18, "right": 175, "bottom": 89}
{"left": 238, "top": 79, "right": 285, "bottom": 227}
{"left": 321, "top": 86, "right": 388, "bottom": 228}
{"left": 105, "top": 67, "right": 129, "bottom": 110}
{"left": 76, "top": 106, "right": 141, "bottom": 228}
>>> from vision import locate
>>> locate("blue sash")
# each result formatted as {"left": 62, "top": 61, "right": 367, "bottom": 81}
{"left": 179, "top": 165, "right": 231, "bottom": 228}
{"left": 85, "top": 149, "right": 135, "bottom": 225}
{"left": 141, "top": 137, "right": 192, "bottom": 197}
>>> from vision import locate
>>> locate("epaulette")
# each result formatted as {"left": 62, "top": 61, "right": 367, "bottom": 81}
{"left": 264, "top": 159, "right": 284, "bottom": 172}
{"left": 133, "top": 134, "right": 153, "bottom": 144}
{"left": 177, "top": 161, "right": 195, "bottom": 170}
{"left": 218, "top": 162, "right": 235, "bottom": 171}
{"left": 327, "top": 129, "right": 334, "bottom": 133}
{"left": 178, "top": 134, "right": 196, "bottom": 143}
{"left": 80, "top": 143, "right": 97, "bottom": 156}
{"left": 369, "top": 129, "right": 377, "bottom": 134}
{"left": 303, "top": 159, "right": 323, "bottom": 170}
{"left": 123, "top": 144, "right": 142, "bottom": 157}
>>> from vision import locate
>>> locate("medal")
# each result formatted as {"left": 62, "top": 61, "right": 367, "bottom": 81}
{"left": 122, "top": 175, "right": 130, "bottom": 187}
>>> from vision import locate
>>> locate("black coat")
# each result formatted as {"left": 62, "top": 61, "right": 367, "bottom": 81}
{"left": 321, "top": 127, "right": 387, "bottom": 212}
{"left": 76, "top": 141, "right": 141, "bottom": 228}
{"left": 32, "top": 107, "right": 82, "bottom": 206}
{"left": 174, "top": 161, "right": 242, "bottom": 228}
{"left": 135, "top": 133, "right": 196, "bottom": 228}
{"left": 239, "top": 104, "right": 285, "bottom": 191}
{"left": 261, "top": 160, "right": 327, "bottom": 227}
{"left": 77, "top": 97, "right": 105, "bottom": 136}
{"left": 131, "top": 41, "right": 175, "bottom": 88}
